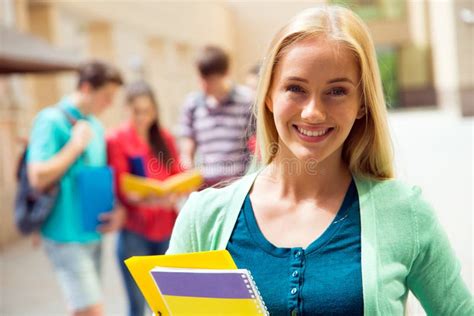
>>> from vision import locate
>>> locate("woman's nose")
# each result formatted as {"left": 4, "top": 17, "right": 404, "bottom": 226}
{"left": 301, "top": 99, "right": 326, "bottom": 121}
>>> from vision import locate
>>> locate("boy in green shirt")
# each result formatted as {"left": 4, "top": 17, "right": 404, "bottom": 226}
{"left": 27, "top": 61, "right": 123, "bottom": 316}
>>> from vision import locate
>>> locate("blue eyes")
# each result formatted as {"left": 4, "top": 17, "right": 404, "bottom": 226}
{"left": 328, "top": 87, "right": 347, "bottom": 96}
{"left": 285, "top": 85, "right": 347, "bottom": 97}
{"left": 286, "top": 85, "right": 305, "bottom": 93}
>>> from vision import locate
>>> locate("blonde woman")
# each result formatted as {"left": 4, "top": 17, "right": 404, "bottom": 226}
{"left": 167, "top": 6, "right": 473, "bottom": 315}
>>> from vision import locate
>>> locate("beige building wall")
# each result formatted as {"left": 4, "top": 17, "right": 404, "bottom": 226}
{"left": 428, "top": 0, "right": 460, "bottom": 112}
{"left": 1, "top": 0, "right": 66, "bottom": 248}
{"left": 52, "top": 1, "right": 236, "bottom": 130}
{"left": 0, "top": 91, "right": 22, "bottom": 249}
{"left": 27, "top": 2, "right": 61, "bottom": 111}
{"left": 455, "top": 0, "right": 474, "bottom": 116}
{"left": 231, "top": 1, "right": 323, "bottom": 82}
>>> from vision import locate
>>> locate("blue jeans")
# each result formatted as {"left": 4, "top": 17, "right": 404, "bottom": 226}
{"left": 117, "top": 229, "right": 170, "bottom": 316}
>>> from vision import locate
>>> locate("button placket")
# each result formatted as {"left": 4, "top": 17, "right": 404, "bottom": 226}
{"left": 288, "top": 248, "right": 304, "bottom": 314}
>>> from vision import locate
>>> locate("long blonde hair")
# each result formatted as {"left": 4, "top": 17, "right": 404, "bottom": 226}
{"left": 254, "top": 5, "right": 394, "bottom": 179}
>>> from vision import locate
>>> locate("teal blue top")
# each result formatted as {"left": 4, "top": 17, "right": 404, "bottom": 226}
{"left": 227, "top": 180, "right": 363, "bottom": 315}
{"left": 27, "top": 98, "right": 106, "bottom": 243}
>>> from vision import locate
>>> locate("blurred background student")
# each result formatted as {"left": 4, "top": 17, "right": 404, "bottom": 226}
{"left": 27, "top": 60, "right": 124, "bottom": 316}
{"left": 178, "top": 45, "right": 254, "bottom": 188}
{"left": 106, "top": 81, "right": 183, "bottom": 316}
{"left": 245, "top": 63, "right": 261, "bottom": 155}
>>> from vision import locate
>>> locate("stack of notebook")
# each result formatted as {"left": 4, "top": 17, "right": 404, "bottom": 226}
{"left": 125, "top": 250, "right": 268, "bottom": 316}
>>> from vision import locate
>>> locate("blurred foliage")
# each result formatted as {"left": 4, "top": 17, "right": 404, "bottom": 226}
{"left": 377, "top": 47, "right": 399, "bottom": 108}
{"left": 330, "top": 0, "right": 406, "bottom": 21}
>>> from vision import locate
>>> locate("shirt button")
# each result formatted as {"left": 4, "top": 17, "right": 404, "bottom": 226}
{"left": 295, "top": 250, "right": 302, "bottom": 258}
{"left": 292, "top": 270, "right": 299, "bottom": 277}
{"left": 291, "top": 288, "right": 298, "bottom": 295}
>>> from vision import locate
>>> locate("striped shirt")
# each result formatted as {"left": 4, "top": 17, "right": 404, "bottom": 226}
{"left": 179, "top": 85, "right": 254, "bottom": 184}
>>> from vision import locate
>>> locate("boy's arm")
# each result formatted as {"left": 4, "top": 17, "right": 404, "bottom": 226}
{"left": 28, "top": 120, "right": 93, "bottom": 191}
{"left": 180, "top": 137, "right": 196, "bottom": 170}
{"left": 179, "top": 96, "right": 198, "bottom": 170}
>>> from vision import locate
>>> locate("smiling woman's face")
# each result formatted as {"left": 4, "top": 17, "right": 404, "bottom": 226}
{"left": 266, "top": 35, "right": 364, "bottom": 166}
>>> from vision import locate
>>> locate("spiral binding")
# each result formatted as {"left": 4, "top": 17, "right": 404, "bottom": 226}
{"left": 241, "top": 270, "right": 269, "bottom": 315}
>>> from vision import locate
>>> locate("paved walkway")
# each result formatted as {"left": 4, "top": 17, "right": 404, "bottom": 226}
{"left": 1, "top": 234, "right": 128, "bottom": 316}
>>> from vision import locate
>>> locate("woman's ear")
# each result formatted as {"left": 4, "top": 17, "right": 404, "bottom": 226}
{"left": 356, "top": 104, "right": 366, "bottom": 119}
{"left": 265, "top": 94, "right": 273, "bottom": 113}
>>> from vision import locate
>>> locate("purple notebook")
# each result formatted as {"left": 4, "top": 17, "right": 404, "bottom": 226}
{"left": 151, "top": 269, "right": 255, "bottom": 299}
{"left": 149, "top": 267, "right": 268, "bottom": 314}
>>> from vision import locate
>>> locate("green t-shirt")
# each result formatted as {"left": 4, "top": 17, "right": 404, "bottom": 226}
{"left": 27, "top": 98, "right": 106, "bottom": 243}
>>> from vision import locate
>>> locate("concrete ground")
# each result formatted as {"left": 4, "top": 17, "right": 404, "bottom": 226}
{"left": 0, "top": 234, "right": 128, "bottom": 316}
{"left": 1, "top": 108, "right": 472, "bottom": 316}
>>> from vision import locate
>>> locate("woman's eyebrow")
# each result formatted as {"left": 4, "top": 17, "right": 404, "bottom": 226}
{"left": 285, "top": 76, "right": 309, "bottom": 83}
{"left": 285, "top": 76, "right": 356, "bottom": 85}
{"left": 327, "top": 77, "right": 355, "bottom": 85}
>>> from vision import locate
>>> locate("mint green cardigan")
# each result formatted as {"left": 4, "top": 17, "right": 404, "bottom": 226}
{"left": 167, "top": 171, "right": 473, "bottom": 315}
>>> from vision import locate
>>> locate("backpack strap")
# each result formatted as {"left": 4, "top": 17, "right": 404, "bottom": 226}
{"left": 58, "top": 107, "right": 78, "bottom": 126}
{"left": 16, "top": 107, "right": 78, "bottom": 181}
{"left": 58, "top": 106, "right": 90, "bottom": 164}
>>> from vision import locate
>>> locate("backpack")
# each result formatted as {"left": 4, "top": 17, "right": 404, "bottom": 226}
{"left": 14, "top": 108, "right": 77, "bottom": 235}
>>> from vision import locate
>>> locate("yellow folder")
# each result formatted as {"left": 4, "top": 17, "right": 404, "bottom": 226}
{"left": 121, "top": 169, "right": 203, "bottom": 197}
{"left": 124, "top": 250, "right": 237, "bottom": 316}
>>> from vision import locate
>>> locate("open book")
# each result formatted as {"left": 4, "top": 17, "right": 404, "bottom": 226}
{"left": 120, "top": 169, "right": 203, "bottom": 197}
{"left": 125, "top": 250, "right": 268, "bottom": 316}
{"left": 150, "top": 267, "right": 268, "bottom": 315}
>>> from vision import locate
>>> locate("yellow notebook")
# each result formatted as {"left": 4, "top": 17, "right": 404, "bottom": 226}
{"left": 125, "top": 250, "right": 268, "bottom": 316}
{"left": 121, "top": 169, "right": 203, "bottom": 197}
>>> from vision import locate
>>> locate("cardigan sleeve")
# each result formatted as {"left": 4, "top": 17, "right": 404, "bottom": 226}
{"left": 166, "top": 192, "right": 198, "bottom": 254}
{"left": 406, "top": 187, "right": 473, "bottom": 315}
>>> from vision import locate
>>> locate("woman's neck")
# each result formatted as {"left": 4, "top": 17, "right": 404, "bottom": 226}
{"left": 69, "top": 92, "right": 92, "bottom": 115}
{"left": 261, "top": 150, "right": 352, "bottom": 202}
{"left": 212, "top": 79, "right": 232, "bottom": 102}
{"left": 132, "top": 122, "right": 149, "bottom": 143}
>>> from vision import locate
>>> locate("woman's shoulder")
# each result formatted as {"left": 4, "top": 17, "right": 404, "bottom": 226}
{"left": 356, "top": 176, "right": 426, "bottom": 205}
{"left": 191, "top": 175, "right": 253, "bottom": 207}
{"left": 180, "top": 173, "right": 257, "bottom": 222}
{"left": 356, "top": 176, "right": 437, "bottom": 231}
{"left": 169, "top": 172, "right": 257, "bottom": 253}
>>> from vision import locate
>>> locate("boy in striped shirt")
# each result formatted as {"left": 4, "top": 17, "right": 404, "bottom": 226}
{"left": 179, "top": 46, "right": 254, "bottom": 188}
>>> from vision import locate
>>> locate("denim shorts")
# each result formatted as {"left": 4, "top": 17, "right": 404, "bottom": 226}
{"left": 44, "top": 239, "right": 102, "bottom": 311}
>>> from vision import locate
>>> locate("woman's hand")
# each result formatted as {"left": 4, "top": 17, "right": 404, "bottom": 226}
{"left": 125, "top": 192, "right": 182, "bottom": 209}
{"left": 143, "top": 193, "right": 179, "bottom": 209}
{"left": 125, "top": 192, "right": 146, "bottom": 205}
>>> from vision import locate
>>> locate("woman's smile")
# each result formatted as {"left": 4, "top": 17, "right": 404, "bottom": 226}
{"left": 292, "top": 124, "right": 335, "bottom": 143}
